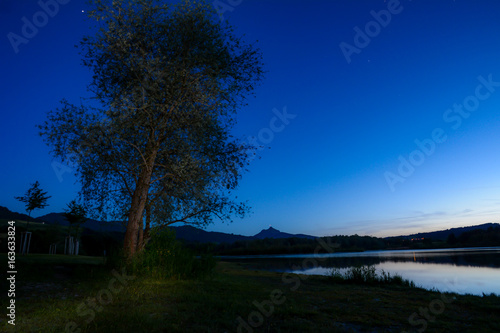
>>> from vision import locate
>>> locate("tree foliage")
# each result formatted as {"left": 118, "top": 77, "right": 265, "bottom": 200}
{"left": 38, "top": 0, "right": 264, "bottom": 258}
{"left": 63, "top": 200, "right": 87, "bottom": 238}
{"left": 14, "top": 180, "right": 51, "bottom": 229}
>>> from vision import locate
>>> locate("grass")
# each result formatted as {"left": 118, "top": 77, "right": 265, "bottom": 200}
{"left": 329, "top": 265, "right": 416, "bottom": 288}
{"left": 1, "top": 257, "right": 499, "bottom": 332}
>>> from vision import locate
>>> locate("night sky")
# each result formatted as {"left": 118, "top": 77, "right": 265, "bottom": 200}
{"left": 2, "top": 0, "right": 500, "bottom": 238}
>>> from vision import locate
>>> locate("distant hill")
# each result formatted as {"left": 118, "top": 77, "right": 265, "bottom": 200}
{"left": 2, "top": 205, "right": 497, "bottom": 245}
{"left": 0, "top": 206, "right": 36, "bottom": 222}
{"left": 172, "top": 226, "right": 316, "bottom": 243}
{"left": 35, "top": 211, "right": 315, "bottom": 243}
{"left": 253, "top": 227, "right": 316, "bottom": 240}
{"left": 35, "top": 212, "right": 126, "bottom": 233}
{"left": 391, "top": 223, "right": 500, "bottom": 241}
{"left": 170, "top": 225, "right": 251, "bottom": 243}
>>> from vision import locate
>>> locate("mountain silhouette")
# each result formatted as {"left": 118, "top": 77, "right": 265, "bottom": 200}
{"left": 0, "top": 206, "right": 36, "bottom": 222}
{"left": 392, "top": 223, "right": 500, "bottom": 241}
{"left": 1, "top": 205, "right": 497, "bottom": 244}
{"left": 253, "top": 226, "right": 316, "bottom": 240}
{"left": 172, "top": 225, "right": 251, "bottom": 243}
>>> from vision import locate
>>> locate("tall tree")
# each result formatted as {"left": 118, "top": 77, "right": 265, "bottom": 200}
{"left": 15, "top": 181, "right": 51, "bottom": 230}
{"left": 63, "top": 200, "right": 87, "bottom": 240}
{"left": 15, "top": 181, "right": 51, "bottom": 254}
{"left": 38, "top": 0, "right": 264, "bottom": 259}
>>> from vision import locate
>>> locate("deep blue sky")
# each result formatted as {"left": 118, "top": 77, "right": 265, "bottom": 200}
{"left": 1, "top": 0, "right": 500, "bottom": 237}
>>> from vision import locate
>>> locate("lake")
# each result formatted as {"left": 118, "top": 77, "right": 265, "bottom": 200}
{"left": 220, "top": 247, "right": 500, "bottom": 296}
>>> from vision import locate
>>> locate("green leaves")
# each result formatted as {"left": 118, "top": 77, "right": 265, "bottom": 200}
{"left": 40, "top": 0, "right": 264, "bottom": 256}
{"left": 14, "top": 181, "right": 51, "bottom": 215}
{"left": 63, "top": 200, "right": 87, "bottom": 226}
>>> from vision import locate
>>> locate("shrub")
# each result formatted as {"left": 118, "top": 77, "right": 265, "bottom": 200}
{"left": 131, "top": 228, "right": 216, "bottom": 280}
{"left": 347, "top": 265, "right": 377, "bottom": 283}
{"left": 328, "top": 265, "right": 416, "bottom": 287}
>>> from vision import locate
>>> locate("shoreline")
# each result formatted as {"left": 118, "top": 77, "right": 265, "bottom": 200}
{"left": 2, "top": 258, "right": 499, "bottom": 332}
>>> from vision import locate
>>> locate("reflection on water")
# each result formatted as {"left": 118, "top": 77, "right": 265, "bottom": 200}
{"left": 377, "top": 261, "right": 500, "bottom": 295}
{"left": 221, "top": 247, "right": 500, "bottom": 296}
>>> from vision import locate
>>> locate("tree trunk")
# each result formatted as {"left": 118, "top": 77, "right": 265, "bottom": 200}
{"left": 137, "top": 220, "right": 144, "bottom": 252}
{"left": 124, "top": 176, "right": 150, "bottom": 258}
{"left": 137, "top": 198, "right": 151, "bottom": 253}
{"left": 144, "top": 201, "right": 151, "bottom": 245}
{"left": 27, "top": 211, "right": 31, "bottom": 233}
{"left": 123, "top": 150, "right": 157, "bottom": 259}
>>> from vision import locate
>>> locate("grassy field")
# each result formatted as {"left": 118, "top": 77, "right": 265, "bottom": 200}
{"left": 1, "top": 254, "right": 500, "bottom": 332}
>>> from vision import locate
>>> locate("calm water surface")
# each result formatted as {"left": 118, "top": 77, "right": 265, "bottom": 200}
{"left": 221, "top": 247, "right": 500, "bottom": 296}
